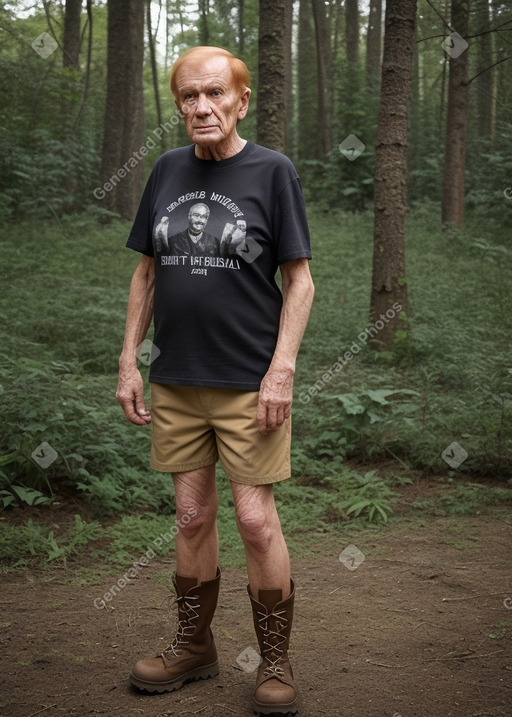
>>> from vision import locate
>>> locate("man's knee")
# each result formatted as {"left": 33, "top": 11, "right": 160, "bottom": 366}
{"left": 174, "top": 484, "right": 218, "bottom": 540}
{"left": 235, "top": 499, "right": 278, "bottom": 553}
{"left": 176, "top": 499, "right": 217, "bottom": 539}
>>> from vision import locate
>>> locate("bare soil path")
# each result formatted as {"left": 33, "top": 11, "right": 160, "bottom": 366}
{"left": 1, "top": 512, "right": 511, "bottom": 717}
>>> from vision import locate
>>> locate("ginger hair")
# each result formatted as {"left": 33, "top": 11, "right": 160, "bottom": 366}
{"left": 170, "top": 46, "right": 250, "bottom": 100}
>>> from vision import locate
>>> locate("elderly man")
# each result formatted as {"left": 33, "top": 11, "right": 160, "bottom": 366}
{"left": 116, "top": 46, "right": 314, "bottom": 715}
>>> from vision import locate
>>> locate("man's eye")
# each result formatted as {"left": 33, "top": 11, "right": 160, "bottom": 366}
{"left": 211, "top": 90, "right": 221, "bottom": 97}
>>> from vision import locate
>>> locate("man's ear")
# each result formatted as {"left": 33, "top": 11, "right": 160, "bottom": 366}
{"left": 238, "top": 87, "right": 251, "bottom": 120}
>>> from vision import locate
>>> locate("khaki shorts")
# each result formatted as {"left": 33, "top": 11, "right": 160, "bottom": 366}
{"left": 149, "top": 383, "right": 291, "bottom": 485}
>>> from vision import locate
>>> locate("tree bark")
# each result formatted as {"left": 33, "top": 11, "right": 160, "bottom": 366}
{"left": 370, "top": 0, "right": 417, "bottom": 350}
{"left": 101, "top": 0, "right": 145, "bottom": 220}
{"left": 441, "top": 0, "right": 470, "bottom": 229}
{"left": 345, "top": 0, "right": 360, "bottom": 65}
{"left": 284, "top": 0, "right": 293, "bottom": 156}
{"left": 256, "top": 0, "right": 289, "bottom": 152}
{"left": 63, "top": 0, "right": 82, "bottom": 70}
{"left": 475, "top": 0, "right": 495, "bottom": 143}
{"left": 297, "top": 0, "right": 318, "bottom": 162}
{"left": 238, "top": 0, "right": 245, "bottom": 55}
{"left": 198, "top": 0, "right": 209, "bottom": 46}
{"left": 147, "top": 0, "right": 163, "bottom": 142}
{"left": 311, "top": 0, "right": 332, "bottom": 159}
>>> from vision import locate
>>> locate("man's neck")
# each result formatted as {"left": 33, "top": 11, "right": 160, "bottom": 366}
{"left": 195, "top": 134, "right": 247, "bottom": 161}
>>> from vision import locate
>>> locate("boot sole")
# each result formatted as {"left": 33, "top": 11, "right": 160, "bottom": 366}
{"left": 252, "top": 697, "right": 298, "bottom": 715}
{"left": 129, "top": 661, "right": 219, "bottom": 693}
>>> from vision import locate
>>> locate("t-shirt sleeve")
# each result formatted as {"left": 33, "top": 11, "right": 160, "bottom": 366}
{"left": 273, "top": 176, "right": 312, "bottom": 265}
{"left": 125, "top": 169, "right": 156, "bottom": 257}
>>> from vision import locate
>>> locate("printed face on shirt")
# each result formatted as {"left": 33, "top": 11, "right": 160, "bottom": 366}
{"left": 188, "top": 203, "right": 210, "bottom": 235}
{"left": 175, "top": 56, "right": 250, "bottom": 153}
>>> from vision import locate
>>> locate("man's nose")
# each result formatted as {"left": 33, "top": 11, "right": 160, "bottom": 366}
{"left": 195, "top": 93, "right": 212, "bottom": 115}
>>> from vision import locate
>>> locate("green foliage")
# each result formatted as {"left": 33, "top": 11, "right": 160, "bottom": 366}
{"left": 413, "top": 482, "right": 512, "bottom": 517}
{"left": 488, "top": 621, "right": 512, "bottom": 640}
{"left": 0, "top": 515, "right": 101, "bottom": 569}
{"left": 333, "top": 469, "right": 400, "bottom": 523}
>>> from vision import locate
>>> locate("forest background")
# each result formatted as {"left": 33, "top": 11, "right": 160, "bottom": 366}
{"left": 0, "top": 0, "right": 512, "bottom": 556}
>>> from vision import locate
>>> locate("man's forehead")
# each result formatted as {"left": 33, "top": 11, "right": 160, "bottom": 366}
{"left": 176, "top": 56, "right": 234, "bottom": 90}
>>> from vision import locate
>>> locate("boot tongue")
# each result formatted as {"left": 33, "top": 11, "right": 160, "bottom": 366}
{"left": 175, "top": 574, "right": 199, "bottom": 595}
{"left": 258, "top": 588, "right": 283, "bottom": 612}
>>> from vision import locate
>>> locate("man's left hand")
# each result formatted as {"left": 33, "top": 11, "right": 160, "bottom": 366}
{"left": 257, "top": 367, "right": 294, "bottom": 435}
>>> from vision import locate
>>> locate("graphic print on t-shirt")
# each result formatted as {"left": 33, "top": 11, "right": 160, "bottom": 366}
{"left": 153, "top": 189, "right": 263, "bottom": 274}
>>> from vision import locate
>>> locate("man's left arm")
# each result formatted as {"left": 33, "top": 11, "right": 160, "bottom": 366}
{"left": 257, "top": 258, "right": 314, "bottom": 435}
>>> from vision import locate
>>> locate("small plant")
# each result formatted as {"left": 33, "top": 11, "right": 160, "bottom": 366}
{"left": 489, "top": 621, "right": 512, "bottom": 640}
{"left": 337, "top": 469, "right": 399, "bottom": 523}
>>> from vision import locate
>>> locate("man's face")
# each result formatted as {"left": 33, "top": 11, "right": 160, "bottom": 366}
{"left": 188, "top": 207, "right": 209, "bottom": 235}
{"left": 175, "top": 55, "right": 250, "bottom": 151}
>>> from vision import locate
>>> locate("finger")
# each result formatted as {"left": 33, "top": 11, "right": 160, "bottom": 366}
{"left": 134, "top": 394, "right": 152, "bottom": 423}
{"left": 274, "top": 406, "right": 285, "bottom": 429}
{"left": 265, "top": 405, "right": 279, "bottom": 432}
{"left": 257, "top": 399, "right": 268, "bottom": 435}
{"left": 116, "top": 392, "right": 150, "bottom": 425}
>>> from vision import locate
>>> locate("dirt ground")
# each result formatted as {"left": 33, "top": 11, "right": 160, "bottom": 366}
{"left": 1, "top": 501, "right": 512, "bottom": 717}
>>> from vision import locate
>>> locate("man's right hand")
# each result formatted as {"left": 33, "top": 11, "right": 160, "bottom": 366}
{"left": 116, "top": 365, "right": 152, "bottom": 425}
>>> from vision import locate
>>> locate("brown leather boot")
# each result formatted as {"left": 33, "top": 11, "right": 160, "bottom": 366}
{"left": 248, "top": 581, "right": 298, "bottom": 715}
{"left": 130, "top": 567, "right": 220, "bottom": 693}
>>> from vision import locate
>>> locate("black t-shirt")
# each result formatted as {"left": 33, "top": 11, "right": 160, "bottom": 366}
{"left": 126, "top": 141, "right": 312, "bottom": 390}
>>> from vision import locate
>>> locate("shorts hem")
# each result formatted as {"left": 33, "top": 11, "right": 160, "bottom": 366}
{"left": 150, "top": 453, "right": 218, "bottom": 474}
{"left": 226, "top": 469, "right": 291, "bottom": 486}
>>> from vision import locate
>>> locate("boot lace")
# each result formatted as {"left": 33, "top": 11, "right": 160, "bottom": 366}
{"left": 257, "top": 607, "right": 288, "bottom": 678}
{"left": 161, "top": 593, "right": 200, "bottom": 659}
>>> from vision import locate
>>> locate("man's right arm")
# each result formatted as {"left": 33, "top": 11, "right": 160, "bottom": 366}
{"left": 116, "top": 255, "right": 155, "bottom": 425}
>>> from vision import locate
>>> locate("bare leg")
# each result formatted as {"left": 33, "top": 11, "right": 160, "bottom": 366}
{"left": 173, "top": 464, "right": 219, "bottom": 583}
{"left": 230, "top": 482, "right": 290, "bottom": 598}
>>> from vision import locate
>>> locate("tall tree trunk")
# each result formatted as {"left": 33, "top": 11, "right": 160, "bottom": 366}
{"left": 312, "top": 0, "right": 332, "bottom": 159}
{"left": 441, "top": 0, "right": 470, "bottom": 229}
{"left": 147, "top": 0, "right": 163, "bottom": 142}
{"left": 198, "top": 0, "right": 209, "bottom": 45}
{"left": 284, "top": 0, "right": 293, "bottom": 156}
{"left": 345, "top": 0, "right": 360, "bottom": 65}
{"left": 63, "top": 0, "right": 81, "bottom": 70}
{"left": 370, "top": 0, "right": 417, "bottom": 350}
{"left": 297, "top": 0, "right": 318, "bottom": 162}
{"left": 101, "top": 0, "right": 145, "bottom": 220}
{"left": 238, "top": 0, "right": 245, "bottom": 55}
{"left": 256, "top": 0, "right": 288, "bottom": 152}
{"left": 74, "top": 0, "right": 93, "bottom": 129}
{"left": 365, "top": 0, "right": 382, "bottom": 90}
{"left": 476, "top": 0, "right": 495, "bottom": 143}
